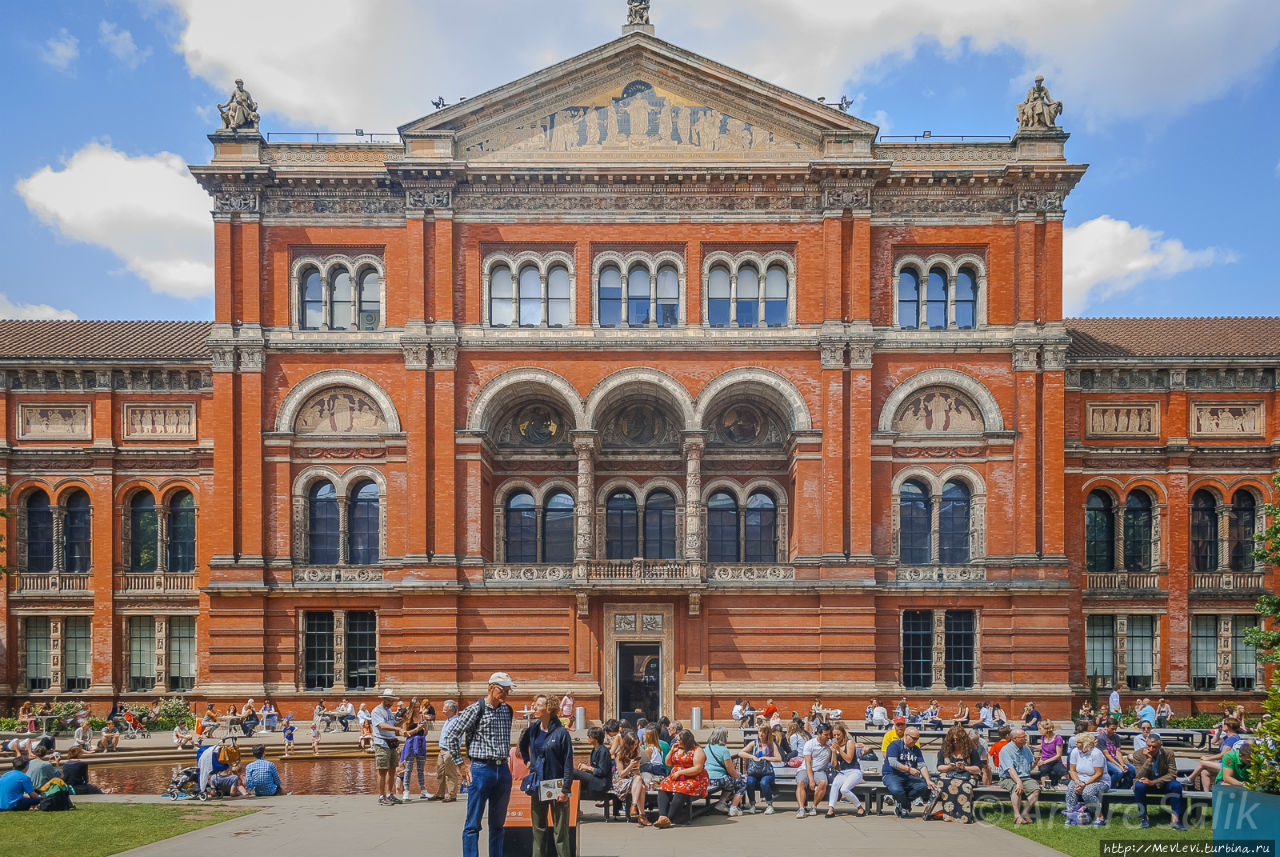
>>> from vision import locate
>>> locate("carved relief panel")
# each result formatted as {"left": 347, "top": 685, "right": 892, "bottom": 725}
{"left": 1190, "top": 402, "right": 1264, "bottom": 438}
{"left": 892, "top": 387, "right": 983, "bottom": 433}
{"left": 17, "top": 404, "right": 91, "bottom": 441}
{"left": 123, "top": 404, "right": 197, "bottom": 440}
{"left": 1084, "top": 402, "right": 1160, "bottom": 438}
{"left": 707, "top": 404, "right": 785, "bottom": 449}
{"left": 294, "top": 387, "right": 387, "bottom": 435}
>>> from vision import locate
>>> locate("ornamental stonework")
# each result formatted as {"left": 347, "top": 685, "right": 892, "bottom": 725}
{"left": 892, "top": 387, "right": 983, "bottom": 433}
{"left": 294, "top": 388, "right": 387, "bottom": 435}
{"left": 123, "top": 404, "right": 196, "bottom": 440}
{"left": 1190, "top": 403, "right": 1264, "bottom": 437}
{"left": 1085, "top": 403, "right": 1160, "bottom": 438}
{"left": 17, "top": 404, "right": 91, "bottom": 441}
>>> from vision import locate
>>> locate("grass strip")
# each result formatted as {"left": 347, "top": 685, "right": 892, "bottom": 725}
{"left": 2, "top": 803, "right": 256, "bottom": 857}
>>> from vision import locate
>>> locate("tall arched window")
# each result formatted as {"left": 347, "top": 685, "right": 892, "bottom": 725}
{"left": 764, "top": 265, "right": 788, "bottom": 327}
{"left": 505, "top": 492, "right": 537, "bottom": 563}
{"left": 25, "top": 490, "right": 53, "bottom": 573}
{"left": 301, "top": 268, "right": 324, "bottom": 330}
{"left": 707, "top": 266, "right": 731, "bottom": 328}
{"left": 926, "top": 268, "right": 948, "bottom": 330}
{"left": 308, "top": 482, "right": 340, "bottom": 565}
{"left": 167, "top": 490, "right": 196, "bottom": 573}
{"left": 643, "top": 491, "right": 677, "bottom": 560}
{"left": 357, "top": 269, "right": 381, "bottom": 330}
{"left": 1191, "top": 490, "right": 1219, "bottom": 572}
{"left": 954, "top": 268, "right": 977, "bottom": 330}
{"left": 130, "top": 492, "right": 158, "bottom": 573}
{"left": 1123, "top": 492, "right": 1153, "bottom": 573}
{"left": 707, "top": 491, "right": 739, "bottom": 562}
{"left": 656, "top": 265, "right": 679, "bottom": 328}
{"left": 899, "top": 480, "right": 931, "bottom": 564}
{"left": 547, "top": 265, "right": 571, "bottom": 328}
{"left": 1229, "top": 491, "right": 1256, "bottom": 571}
{"left": 606, "top": 491, "right": 639, "bottom": 559}
{"left": 938, "top": 481, "right": 970, "bottom": 564}
{"left": 518, "top": 266, "right": 542, "bottom": 327}
{"left": 736, "top": 266, "right": 759, "bottom": 328}
{"left": 63, "top": 490, "right": 91, "bottom": 573}
{"left": 543, "top": 491, "right": 575, "bottom": 563}
{"left": 598, "top": 265, "right": 623, "bottom": 328}
{"left": 1085, "top": 491, "right": 1114, "bottom": 572}
{"left": 348, "top": 481, "right": 380, "bottom": 565}
{"left": 627, "top": 267, "right": 651, "bottom": 327}
{"left": 898, "top": 270, "right": 919, "bottom": 329}
{"left": 489, "top": 265, "right": 514, "bottom": 327}
{"left": 330, "top": 269, "right": 354, "bottom": 330}
{"left": 744, "top": 491, "right": 778, "bottom": 563}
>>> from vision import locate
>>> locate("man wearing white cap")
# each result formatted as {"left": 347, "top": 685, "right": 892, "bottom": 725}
{"left": 371, "top": 687, "right": 405, "bottom": 806}
{"left": 443, "top": 672, "right": 517, "bottom": 857}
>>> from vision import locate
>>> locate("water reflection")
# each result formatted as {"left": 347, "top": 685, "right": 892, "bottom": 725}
{"left": 90, "top": 755, "right": 411, "bottom": 796}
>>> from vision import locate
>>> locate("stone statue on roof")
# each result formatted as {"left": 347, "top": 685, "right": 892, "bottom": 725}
{"left": 628, "top": 0, "right": 650, "bottom": 25}
{"left": 1016, "top": 75, "right": 1063, "bottom": 131}
{"left": 218, "top": 79, "right": 260, "bottom": 132}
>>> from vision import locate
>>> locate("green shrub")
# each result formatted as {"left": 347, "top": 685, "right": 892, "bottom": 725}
{"left": 0, "top": 717, "right": 18, "bottom": 732}
{"left": 87, "top": 717, "right": 107, "bottom": 730}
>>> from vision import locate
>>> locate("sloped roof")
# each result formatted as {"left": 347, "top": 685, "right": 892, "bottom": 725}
{"left": 1065, "top": 317, "right": 1280, "bottom": 359}
{"left": 0, "top": 320, "right": 213, "bottom": 360}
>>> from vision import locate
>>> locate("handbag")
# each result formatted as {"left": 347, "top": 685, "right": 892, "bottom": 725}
{"left": 747, "top": 759, "right": 772, "bottom": 777}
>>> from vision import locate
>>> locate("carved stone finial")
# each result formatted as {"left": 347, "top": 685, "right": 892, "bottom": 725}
{"left": 1016, "top": 75, "right": 1063, "bottom": 131}
{"left": 217, "top": 78, "right": 260, "bottom": 132}
{"left": 627, "top": 0, "right": 650, "bottom": 25}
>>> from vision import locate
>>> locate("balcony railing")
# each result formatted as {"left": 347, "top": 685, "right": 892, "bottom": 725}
{"left": 292, "top": 566, "right": 384, "bottom": 584}
{"left": 13, "top": 573, "right": 92, "bottom": 594}
{"left": 582, "top": 560, "right": 700, "bottom": 582}
{"left": 117, "top": 573, "right": 197, "bottom": 594}
{"left": 1191, "top": 571, "right": 1268, "bottom": 593}
{"left": 1085, "top": 571, "right": 1164, "bottom": 592}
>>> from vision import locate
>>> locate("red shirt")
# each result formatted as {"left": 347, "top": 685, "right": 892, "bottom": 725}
{"left": 762, "top": 704, "right": 778, "bottom": 718}
{"left": 990, "top": 739, "right": 1009, "bottom": 769}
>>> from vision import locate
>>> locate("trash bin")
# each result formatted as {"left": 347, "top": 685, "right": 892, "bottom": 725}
{"left": 692, "top": 706, "right": 703, "bottom": 730}
{"left": 575, "top": 706, "right": 586, "bottom": 732}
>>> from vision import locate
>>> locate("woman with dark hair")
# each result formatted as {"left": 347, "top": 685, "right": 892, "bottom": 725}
{"left": 60, "top": 746, "right": 112, "bottom": 794}
{"left": 572, "top": 726, "right": 612, "bottom": 798}
{"left": 935, "top": 724, "right": 980, "bottom": 823}
{"left": 653, "top": 730, "right": 709, "bottom": 828}
{"left": 612, "top": 732, "right": 650, "bottom": 825}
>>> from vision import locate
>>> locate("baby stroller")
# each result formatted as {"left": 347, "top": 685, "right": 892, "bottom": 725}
{"left": 162, "top": 764, "right": 208, "bottom": 801}
{"left": 121, "top": 710, "right": 150, "bottom": 739}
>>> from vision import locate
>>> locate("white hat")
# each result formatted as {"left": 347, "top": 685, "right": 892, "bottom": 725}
{"left": 488, "top": 672, "right": 517, "bottom": 689}
{"left": 378, "top": 687, "right": 398, "bottom": 699}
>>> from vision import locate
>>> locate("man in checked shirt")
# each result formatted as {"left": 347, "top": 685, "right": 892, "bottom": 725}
{"left": 443, "top": 671, "right": 518, "bottom": 857}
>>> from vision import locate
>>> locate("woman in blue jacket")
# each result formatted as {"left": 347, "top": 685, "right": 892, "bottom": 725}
{"left": 518, "top": 694, "right": 574, "bottom": 857}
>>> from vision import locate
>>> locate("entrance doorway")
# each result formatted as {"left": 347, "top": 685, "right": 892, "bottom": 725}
{"left": 617, "top": 642, "right": 660, "bottom": 721}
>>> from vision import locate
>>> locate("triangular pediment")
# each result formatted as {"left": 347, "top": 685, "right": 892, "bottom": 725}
{"left": 400, "top": 32, "right": 877, "bottom": 163}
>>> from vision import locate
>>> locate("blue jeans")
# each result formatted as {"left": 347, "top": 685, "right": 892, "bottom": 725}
{"left": 744, "top": 770, "right": 775, "bottom": 803}
{"left": 1106, "top": 761, "right": 1136, "bottom": 789}
{"left": 883, "top": 770, "right": 930, "bottom": 813}
{"left": 463, "top": 760, "right": 512, "bottom": 857}
{"left": 338, "top": 715, "right": 353, "bottom": 731}
{"left": 1134, "top": 779, "right": 1184, "bottom": 820}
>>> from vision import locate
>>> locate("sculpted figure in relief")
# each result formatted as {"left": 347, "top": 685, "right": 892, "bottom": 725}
{"left": 218, "top": 79, "right": 260, "bottom": 132}
{"left": 627, "top": 0, "right": 650, "bottom": 24}
{"left": 1016, "top": 75, "right": 1063, "bottom": 130}
{"left": 892, "top": 387, "right": 983, "bottom": 433}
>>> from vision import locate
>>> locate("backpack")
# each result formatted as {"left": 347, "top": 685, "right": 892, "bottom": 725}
{"left": 38, "top": 780, "right": 75, "bottom": 812}
{"left": 462, "top": 698, "right": 509, "bottom": 756}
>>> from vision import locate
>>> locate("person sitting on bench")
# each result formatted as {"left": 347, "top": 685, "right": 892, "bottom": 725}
{"left": 1132, "top": 734, "right": 1187, "bottom": 831}
{"left": 883, "top": 726, "right": 933, "bottom": 819}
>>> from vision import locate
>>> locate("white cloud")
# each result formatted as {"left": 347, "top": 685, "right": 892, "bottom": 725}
{"left": 40, "top": 29, "right": 79, "bottom": 71}
{"left": 99, "top": 21, "right": 152, "bottom": 68}
{"left": 16, "top": 143, "right": 214, "bottom": 300}
{"left": 1063, "top": 215, "right": 1235, "bottom": 314}
{"left": 0, "top": 293, "right": 78, "bottom": 321}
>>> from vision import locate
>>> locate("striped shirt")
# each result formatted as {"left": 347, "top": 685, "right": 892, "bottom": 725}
{"left": 442, "top": 698, "right": 513, "bottom": 766}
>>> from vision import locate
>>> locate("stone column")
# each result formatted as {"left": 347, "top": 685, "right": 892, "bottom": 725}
{"left": 930, "top": 495, "right": 943, "bottom": 564}
{"left": 1114, "top": 615, "right": 1128, "bottom": 689}
{"left": 156, "top": 504, "right": 169, "bottom": 574}
{"left": 337, "top": 497, "right": 350, "bottom": 570}
{"left": 333, "top": 611, "right": 347, "bottom": 692}
{"left": 52, "top": 507, "right": 65, "bottom": 574}
{"left": 932, "top": 611, "right": 946, "bottom": 688}
{"left": 683, "top": 433, "right": 706, "bottom": 563}
{"left": 572, "top": 432, "right": 598, "bottom": 563}
{"left": 1216, "top": 504, "right": 1231, "bottom": 573}
{"left": 1216, "top": 615, "right": 1233, "bottom": 691}
{"left": 1113, "top": 507, "right": 1125, "bottom": 573}
{"left": 153, "top": 616, "right": 168, "bottom": 693}
{"left": 50, "top": 617, "right": 64, "bottom": 693}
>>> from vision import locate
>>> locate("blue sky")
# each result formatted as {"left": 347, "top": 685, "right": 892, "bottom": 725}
{"left": 4, "top": 0, "right": 1279, "bottom": 321}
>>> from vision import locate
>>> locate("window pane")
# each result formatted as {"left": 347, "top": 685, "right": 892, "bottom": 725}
{"left": 129, "top": 616, "right": 156, "bottom": 692}
{"left": 656, "top": 266, "right": 679, "bottom": 327}
{"left": 304, "top": 611, "right": 335, "bottom": 690}
{"left": 490, "top": 266, "right": 514, "bottom": 327}
{"left": 302, "top": 269, "right": 323, "bottom": 329}
{"left": 309, "top": 482, "right": 340, "bottom": 565}
{"left": 168, "top": 616, "right": 195, "bottom": 692}
{"left": 944, "top": 610, "right": 975, "bottom": 689}
{"left": 736, "top": 266, "right": 759, "bottom": 328}
{"left": 899, "top": 480, "right": 931, "bottom": 564}
{"left": 130, "top": 493, "right": 158, "bottom": 573}
{"left": 1085, "top": 491, "right": 1115, "bottom": 573}
{"left": 1233, "top": 616, "right": 1258, "bottom": 691}
{"left": 643, "top": 491, "right": 677, "bottom": 560}
{"left": 902, "top": 610, "right": 933, "bottom": 690}
{"left": 25, "top": 617, "right": 51, "bottom": 692}
{"left": 505, "top": 492, "right": 537, "bottom": 563}
{"left": 1191, "top": 490, "right": 1218, "bottom": 572}
{"left": 1191, "top": 614, "right": 1217, "bottom": 691}
{"left": 548, "top": 266, "right": 571, "bottom": 328}
{"left": 938, "top": 481, "right": 970, "bottom": 564}
{"left": 519, "top": 266, "right": 542, "bottom": 327}
{"left": 1123, "top": 493, "right": 1152, "bottom": 573}
{"left": 64, "top": 490, "right": 91, "bottom": 573}
{"left": 1127, "top": 615, "right": 1153, "bottom": 691}
{"left": 25, "top": 490, "right": 53, "bottom": 573}
{"left": 708, "top": 267, "right": 731, "bottom": 328}
{"left": 1230, "top": 492, "right": 1256, "bottom": 571}
{"left": 348, "top": 481, "right": 380, "bottom": 565}
{"left": 346, "top": 610, "right": 377, "bottom": 691}
{"left": 65, "top": 616, "right": 91, "bottom": 691}
{"left": 598, "top": 266, "right": 622, "bottom": 328}
{"left": 627, "top": 267, "right": 651, "bottom": 327}
{"left": 744, "top": 491, "right": 777, "bottom": 563}
{"left": 707, "top": 491, "right": 738, "bottom": 562}
{"left": 1085, "top": 614, "right": 1114, "bottom": 685}
{"left": 955, "top": 269, "right": 976, "bottom": 329}
{"left": 606, "top": 491, "right": 639, "bottom": 560}
{"left": 330, "top": 270, "right": 353, "bottom": 329}
{"left": 543, "top": 491, "right": 575, "bottom": 563}
{"left": 358, "top": 271, "right": 381, "bottom": 330}
{"left": 764, "top": 266, "right": 788, "bottom": 327}
{"left": 926, "top": 268, "right": 948, "bottom": 329}
{"left": 898, "top": 269, "right": 919, "bottom": 329}
{"left": 168, "top": 490, "right": 196, "bottom": 573}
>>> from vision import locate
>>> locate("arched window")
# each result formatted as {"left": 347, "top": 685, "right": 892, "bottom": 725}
{"left": 25, "top": 490, "right": 53, "bottom": 573}
{"left": 898, "top": 269, "right": 919, "bottom": 329}
{"left": 518, "top": 265, "right": 542, "bottom": 327}
{"left": 505, "top": 492, "right": 537, "bottom": 563}
{"left": 899, "top": 480, "right": 931, "bottom": 564}
{"left": 605, "top": 491, "right": 639, "bottom": 559}
{"left": 926, "top": 268, "right": 948, "bottom": 330}
{"left": 707, "top": 491, "right": 739, "bottom": 562}
{"left": 330, "top": 269, "right": 354, "bottom": 330}
{"left": 955, "top": 268, "right": 977, "bottom": 330}
{"left": 1123, "top": 492, "right": 1153, "bottom": 573}
{"left": 598, "top": 265, "right": 622, "bottom": 328}
{"left": 489, "top": 265, "right": 514, "bottom": 327}
{"left": 543, "top": 491, "right": 575, "bottom": 563}
{"left": 308, "top": 481, "right": 340, "bottom": 565}
{"left": 167, "top": 490, "right": 196, "bottom": 573}
{"left": 764, "top": 265, "right": 789, "bottom": 327}
{"left": 130, "top": 492, "right": 158, "bottom": 573}
{"left": 1085, "top": 491, "right": 1114, "bottom": 573}
{"left": 656, "top": 265, "right": 679, "bottom": 327}
{"left": 627, "top": 266, "right": 651, "bottom": 327}
{"left": 707, "top": 266, "right": 731, "bottom": 328}
{"left": 348, "top": 481, "right": 380, "bottom": 565}
{"left": 744, "top": 491, "right": 777, "bottom": 563}
{"left": 357, "top": 269, "right": 381, "bottom": 330}
{"left": 736, "top": 265, "right": 759, "bottom": 328}
{"left": 63, "top": 490, "right": 91, "bottom": 573}
{"left": 547, "top": 265, "right": 571, "bottom": 328}
{"left": 643, "top": 491, "right": 677, "bottom": 560}
{"left": 1229, "top": 491, "right": 1256, "bottom": 571}
{"left": 1191, "top": 490, "right": 1219, "bottom": 572}
{"left": 938, "top": 481, "right": 970, "bottom": 564}
{"left": 301, "top": 268, "right": 324, "bottom": 330}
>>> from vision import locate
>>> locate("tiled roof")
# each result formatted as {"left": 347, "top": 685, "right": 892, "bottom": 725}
{"left": 0, "top": 320, "right": 213, "bottom": 360}
{"left": 1065, "top": 317, "right": 1280, "bottom": 359}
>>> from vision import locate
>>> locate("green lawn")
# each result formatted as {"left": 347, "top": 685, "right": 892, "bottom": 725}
{"left": 989, "top": 803, "right": 1212, "bottom": 857}
{"left": 3, "top": 803, "right": 256, "bottom": 857}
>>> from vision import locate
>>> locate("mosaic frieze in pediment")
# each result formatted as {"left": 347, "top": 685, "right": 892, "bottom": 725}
{"left": 294, "top": 387, "right": 387, "bottom": 435}
{"left": 706, "top": 404, "right": 785, "bottom": 449}
{"left": 892, "top": 387, "right": 984, "bottom": 434}
{"left": 493, "top": 403, "right": 570, "bottom": 449}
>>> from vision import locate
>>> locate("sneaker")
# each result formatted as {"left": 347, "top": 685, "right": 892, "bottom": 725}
{"left": 378, "top": 796, "right": 393, "bottom": 806}
{"left": 807, "top": 807, "right": 817, "bottom": 816}
{"left": 420, "top": 791, "right": 434, "bottom": 800}
{"left": 796, "top": 808, "right": 807, "bottom": 819}
{"left": 1171, "top": 820, "right": 1188, "bottom": 831}
{"left": 401, "top": 790, "right": 410, "bottom": 802}
{"left": 763, "top": 805, "right": 775, "bottom": 815}
{"left": 714, "top": 799, "right": 730, "bottom": 813}
{"left": 1139, "top": 816, "right": 1150, "bottom": 829}
{"left": 1093, "top": 816, "right": 1106, "bottom": 827}
{"left": 388, "top": 795, "right": 403, "bottom": 805}
{"left": 729, "top": 806, "right": 742, "bottom": 817}
{"left": 745, "top": 805, "right": 757, "bottom": 815}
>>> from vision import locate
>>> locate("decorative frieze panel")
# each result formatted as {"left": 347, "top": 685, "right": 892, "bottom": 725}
{"left": 406, "top": 189, "right": 453, "bottom": 209}
{"left": 875, "top": 144, "right": 1012, "bottom": 164}
{"left": 1084, "top": 403, "right": 1160, "bottom": 438}
{"left": 482, "top": 565, "right": 573, "bottom": 582}
{"left": 872, "top": 194, "right": 1014, "bottom": 216}
{"left": 822, "top": 188, "right": 869, "bottom": 209}
{"left": 262, "top": 193, "right": 404, "bottom": 217}
{"left": 708, "top": 565, "right": 795, "bottom": 581}
{"left": 892, "top": 387, "right": 984, "bottom": 434}
{"left": 1067, "top": 367, "right": 1275, "bottom": 392}
{"left": 1189, "top": 402, "right": 1264, "bottom": 438}
{"left": 292, "top": 567, "right": 384, "bottom": 584}
{"left": 294, "top": 388, "right": 388, "bottom": 435}
{"left": 261, "top": 145, "right": 397, "bottom": 165}
{"left": 17, "top": 404, "right": 91, "bottom": 441}
{"left": 123, "top": 404, "right": 197, "bottom": 440}
{"left": 214, "top": 191, "right": 259, "bottom": 212}
{"left": 894, "top": 566, "right": 987, "bottom": 583}
{"left": 455, "top": 190, "right": 822, "bottom": 213}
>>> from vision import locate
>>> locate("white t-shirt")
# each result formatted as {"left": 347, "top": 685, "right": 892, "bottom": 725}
{"left": 1070, "top": 747, "right": 1105, "bottom": 779}
{"left": 801, "top": 737, "right": 831, "bottom": 773}
{"left": 871, "top": 706, "right": 888, "bottom": 723}
{"left": 1109, "top": 690, "right": 1121, "bottom": 711}
{"left": 731, "top": 704, "right": 744, "bottom": 720}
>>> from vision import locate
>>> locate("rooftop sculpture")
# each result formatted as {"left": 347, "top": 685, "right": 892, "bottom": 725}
{"left": 218, "top": 78, "right": 260, "bottom": 133}
{"left": 1016, "top": 75, "right": 1063, "bottom": 131}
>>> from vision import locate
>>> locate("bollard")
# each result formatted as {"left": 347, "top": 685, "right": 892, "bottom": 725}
{"left": 691, "top": 706, "right": 703, "bottom": 731}
{"left": 575, "top": 706, "right": 586, "bottom": 732}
